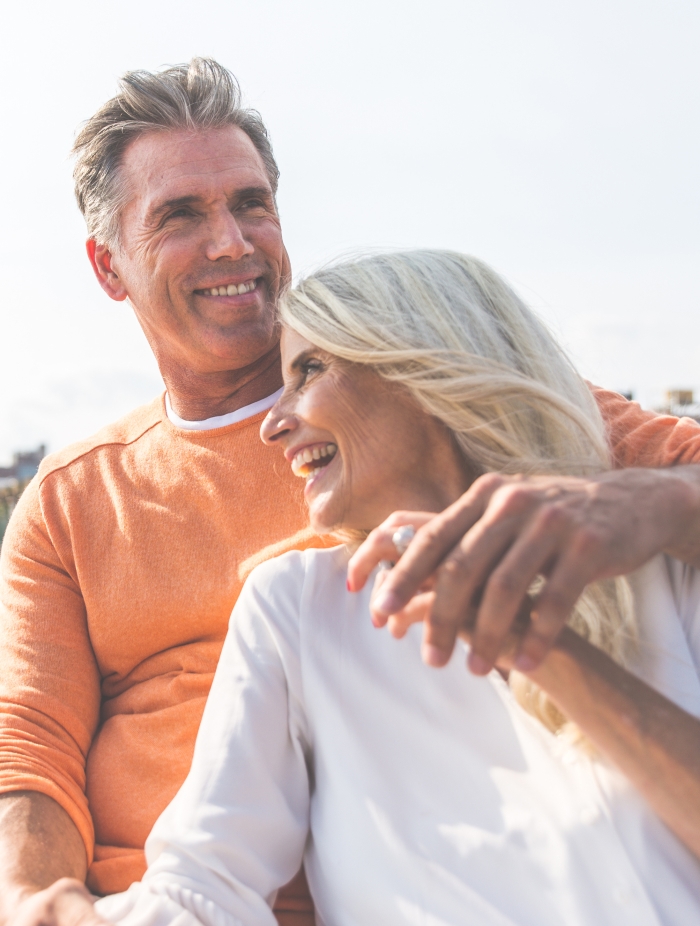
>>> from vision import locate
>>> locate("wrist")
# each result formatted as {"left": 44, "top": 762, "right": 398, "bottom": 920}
{"left": 662, "top": 466, "right": 700, "bottom": 563}
{"left": 519, "top": 627, "right": 588, "bottom": 692}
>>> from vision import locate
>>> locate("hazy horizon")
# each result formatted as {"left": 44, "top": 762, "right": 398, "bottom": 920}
{"left": 1, "top": 0, "right": 698, "bottom": 464}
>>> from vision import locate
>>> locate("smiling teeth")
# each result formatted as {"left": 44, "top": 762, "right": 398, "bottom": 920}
{"left": 207, "top": 280, "right": 257, "bottom": 296}
{"left": 291, "top": 443, "right": 337, "bottom": 478}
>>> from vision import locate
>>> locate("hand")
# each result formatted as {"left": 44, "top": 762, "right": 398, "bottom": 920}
{"left": 348, "top": 467, "right": 700, "bottom": 675}
{"left": 4, "top": 880, "right": 105, "bottom": 926}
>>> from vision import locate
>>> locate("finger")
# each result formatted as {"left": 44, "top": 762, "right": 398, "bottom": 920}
{"left": 368, "top": 565, "right": 394, "bottom": 627}
{"left": 370, "top": 570, "right": 435, "bottom": 632}
{"left": 468, "top": 504, "right": 566, "bottom": 675}
{"left": 387, "top": 591, "right": 436, "bottom": 638}
{"left": 421, "top": 499, "right": 529, "bottom": 668}
{"left": 513, "top": 546, "right": 599, "bottom": 671}
{"left": 348, "top": 511, "right": 435, "bottom": 595}
{"left": 370, "top": 474, "right": 506, "bottom": 622}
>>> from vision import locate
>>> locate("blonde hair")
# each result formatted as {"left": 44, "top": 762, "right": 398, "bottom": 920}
{"left": 281, "top": 249, "right": 635, "bottom": 734}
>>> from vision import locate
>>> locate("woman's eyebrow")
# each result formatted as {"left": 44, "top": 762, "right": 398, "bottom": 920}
{"left": 289, "top": 349, "right": 314, "bottom": 371}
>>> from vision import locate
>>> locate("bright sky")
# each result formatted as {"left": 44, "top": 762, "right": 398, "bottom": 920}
{"left": 1, "top": 0, "right": 698, "bottom": 463}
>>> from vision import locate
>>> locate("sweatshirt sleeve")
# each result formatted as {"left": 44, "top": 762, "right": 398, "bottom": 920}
{"left": 591, "top": 384, "right": 700, "bottom": 468}
{"left": 95, "top": 554, "right": 311, "bottom": 926}
{"left": 0, "top": 475, "right": 101, "bottom": 860}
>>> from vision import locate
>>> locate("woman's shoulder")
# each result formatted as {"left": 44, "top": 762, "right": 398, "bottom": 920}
{"left": 234, "top": 544, "right": 353, "bottom": 666}
{"left": 240, "top": 544, "right": 351, "bottom": 626}
{"left": 246, "top": 543, "right": 351, "bottom": 588}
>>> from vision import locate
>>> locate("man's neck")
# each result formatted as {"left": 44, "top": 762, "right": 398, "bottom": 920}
{"left": 162, "top": 349, "right": 283, "bottom": 422}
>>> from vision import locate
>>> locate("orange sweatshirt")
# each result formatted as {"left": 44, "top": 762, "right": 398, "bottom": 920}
{"left": 0, "top": 388, "right": 699, "bottom": 906}
{"left": 0, "top": 395, "right": 326, "bottom": 915}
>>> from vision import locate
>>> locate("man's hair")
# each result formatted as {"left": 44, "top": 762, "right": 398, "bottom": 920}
{"left": 72, "top": 57, "right": 279, "bottom": 247}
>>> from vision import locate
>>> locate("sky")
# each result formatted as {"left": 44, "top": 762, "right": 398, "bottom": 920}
{"left": 0, "top": 0, "right": 698, "bottom": 464}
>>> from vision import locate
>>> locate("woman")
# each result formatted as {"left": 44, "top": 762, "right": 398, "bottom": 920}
{"left": 97, "top": 251, "right": 700, "bottom": 926}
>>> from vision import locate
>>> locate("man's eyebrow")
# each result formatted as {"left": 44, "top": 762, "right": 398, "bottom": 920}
{"left": 234, "top": 185, "right": 274, "bottom": 202}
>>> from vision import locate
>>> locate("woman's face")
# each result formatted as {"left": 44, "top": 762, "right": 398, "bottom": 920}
{"left": 260, "top": 328, "right": 472, "bottom": 533}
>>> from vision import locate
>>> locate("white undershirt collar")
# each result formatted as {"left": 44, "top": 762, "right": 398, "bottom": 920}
{"left": 165, "top": 388, "right": 283, "bottom": 431}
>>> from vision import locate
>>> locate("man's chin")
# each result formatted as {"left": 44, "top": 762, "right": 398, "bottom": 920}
{"left": 190, "top": 329, "right": 280, "bottom": 369}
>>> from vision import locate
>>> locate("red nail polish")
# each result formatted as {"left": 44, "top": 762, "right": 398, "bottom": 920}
{"left": 346, "top": 578, "right": 353, "bottom": 592}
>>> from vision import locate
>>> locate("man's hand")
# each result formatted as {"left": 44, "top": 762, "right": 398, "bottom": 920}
{"left": 6, "top": 880, "right": 104, "bottom": 926}
{"left": 347, "top": 466, "right": 700, "bottom": 675}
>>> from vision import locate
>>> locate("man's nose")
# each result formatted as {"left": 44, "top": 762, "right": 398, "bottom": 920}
{"left": 205, "top": 209, "right": 254, "bottom": 262}
{"left": 260, "top": 405, "right": 298, "bottom": 445}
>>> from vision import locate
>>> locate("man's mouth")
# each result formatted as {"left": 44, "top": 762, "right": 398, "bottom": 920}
{"left": 195, "top": 278, "right": 259, "bottom": 297}
{"left": 291, "top": 443, "right": 338, "bottom": 479}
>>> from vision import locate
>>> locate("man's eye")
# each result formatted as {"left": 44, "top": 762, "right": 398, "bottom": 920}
{"left": 241, "top": 199, "right": 267, "bottom": 212}
{"left": 165, "top": 208, "right": 191, "bottom": 221}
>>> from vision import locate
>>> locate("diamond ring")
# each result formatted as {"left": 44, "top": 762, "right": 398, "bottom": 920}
{"left": 392, "top": 524, "right": 416, "bottom": 556}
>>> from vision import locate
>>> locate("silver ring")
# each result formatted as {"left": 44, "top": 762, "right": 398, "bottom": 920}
{"left": 391, "top": 524, "right": 416, "bottom": 556}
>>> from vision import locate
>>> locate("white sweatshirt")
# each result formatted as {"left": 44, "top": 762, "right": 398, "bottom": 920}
{"left": 96, "top": 547, "right": 700, "bottom": 926}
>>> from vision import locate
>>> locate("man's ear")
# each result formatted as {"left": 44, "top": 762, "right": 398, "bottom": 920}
{"left": 86, "top": 239, "right": 128, "bottom": 302}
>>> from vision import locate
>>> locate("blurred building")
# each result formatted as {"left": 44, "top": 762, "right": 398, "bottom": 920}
{"left": 0, "top": 445, "right": 46, "bottom": 545}
{"left": 0, "top": 445, "right": 46, "bottom": 488}
{"left": 655, "top": 390, "right": 700, "bottom": 423}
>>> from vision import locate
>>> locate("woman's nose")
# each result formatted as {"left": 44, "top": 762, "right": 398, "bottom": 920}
{"left": 260, "top": 403, "right": 298, "bottom": 445}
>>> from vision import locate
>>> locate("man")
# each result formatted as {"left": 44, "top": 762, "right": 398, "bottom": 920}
{"left": 2, "top": 57, "right": 700, "bottom": 926}
{"left": 0, "top": 58, "right": 321, "bottom": 926}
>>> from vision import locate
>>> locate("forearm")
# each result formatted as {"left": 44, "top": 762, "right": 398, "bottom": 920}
{"left": 527, "top": 628, "right": 700, "bottom": 857}
{"left": 0, "top": 791, "right": 87, "bottom": 923}
{"left": 652, "top": 463, "right": 700, "bottom": 567}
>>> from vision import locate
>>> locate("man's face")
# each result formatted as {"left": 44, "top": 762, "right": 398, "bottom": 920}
{"left": 107, "top": 126, "right": 288, "bottom": 374}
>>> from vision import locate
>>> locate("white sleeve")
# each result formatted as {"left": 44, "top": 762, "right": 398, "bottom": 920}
{"left": 95, "top": 555, "right": 311, "bottom": 926}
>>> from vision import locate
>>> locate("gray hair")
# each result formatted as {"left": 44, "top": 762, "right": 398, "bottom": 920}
{"left": 72, "top": 57, "right": 279, "bottom": 247}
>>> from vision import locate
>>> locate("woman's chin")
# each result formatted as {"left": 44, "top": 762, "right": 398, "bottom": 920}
{"left": 306, "top": 495, "right": 348, "bottom": 536}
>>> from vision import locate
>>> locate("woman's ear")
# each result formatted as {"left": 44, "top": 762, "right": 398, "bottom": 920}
{"left": 86, "top": 239, "right": 128, "bottom": 302}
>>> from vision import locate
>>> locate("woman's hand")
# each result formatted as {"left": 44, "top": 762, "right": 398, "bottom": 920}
{"left": 348, "top": 467, "right": 700, "bottom": 675}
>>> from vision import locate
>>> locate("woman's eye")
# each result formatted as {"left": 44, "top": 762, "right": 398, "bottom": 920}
{"left": 300, "top": 360, "right": 323, "bottom": 382}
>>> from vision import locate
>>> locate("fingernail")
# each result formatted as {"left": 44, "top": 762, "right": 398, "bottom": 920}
{"left": 468, "top": 653, "right": 490, "bottom": 675}
{"left": 346, "top": 577, "right": 353, "bottom": 592}
{"left": 372, "top": 589, "right": 400, "bottom": 616}
{"left": 423, "top": 644, "right": 448, "bottom": 667}
{"left": 514, "top": 653, "right": 538, "bottom": 672}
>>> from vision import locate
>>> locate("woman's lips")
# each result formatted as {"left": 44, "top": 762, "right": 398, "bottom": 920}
{"left": 291, "top": 442, "right": 338, "bottom": 479}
